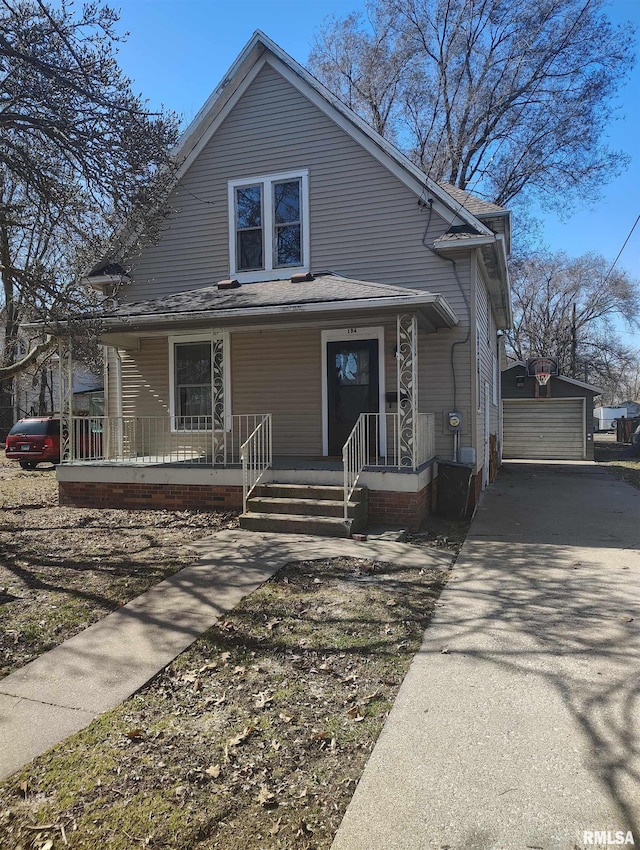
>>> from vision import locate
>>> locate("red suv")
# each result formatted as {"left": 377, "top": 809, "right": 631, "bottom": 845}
{"left": 5, "top": 417, "right": 61, "bottom": 469}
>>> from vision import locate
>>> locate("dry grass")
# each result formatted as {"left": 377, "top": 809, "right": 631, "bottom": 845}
{"left": 593, "top": 437, "right": 640, "bottom": 491}
{"left": 0, "top": 460, "right": 463, "bottom": 849}
{"left": 0, "top": 466, "right": 237, "bottom": 678}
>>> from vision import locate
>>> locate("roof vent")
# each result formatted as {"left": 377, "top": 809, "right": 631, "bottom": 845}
{"left": 290, "top": 272, "right": 314, "bottom": 283}
{"left": 217, "top": 278, "right": 240, "bottom": 290}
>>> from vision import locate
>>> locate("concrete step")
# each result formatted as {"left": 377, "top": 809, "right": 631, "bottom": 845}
{"left": 248, "top": 496, "right": 366, "bottom": 519}
{"left": 254, "top": 483, "right": 367, "bottom": 502}
{"left": 239, "top": 512, "right": 365, "bottom": 538}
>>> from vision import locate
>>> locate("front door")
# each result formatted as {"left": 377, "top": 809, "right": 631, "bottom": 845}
{"left": 327, "top": 339, "right": 379, "bottom": 456}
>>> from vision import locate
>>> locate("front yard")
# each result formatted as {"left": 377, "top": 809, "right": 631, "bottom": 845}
{"left": 0, "top": 461, "right": 464, "bottom": 849}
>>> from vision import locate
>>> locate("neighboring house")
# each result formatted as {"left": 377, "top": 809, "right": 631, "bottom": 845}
{"left": 502, "top": 361, "right": 601, "bottom": 460}
{"left": 55, "top": 31, "right": 512, "bottom": 534}
{"left": 0, "top": 331, "right": 102, "bottom": 438}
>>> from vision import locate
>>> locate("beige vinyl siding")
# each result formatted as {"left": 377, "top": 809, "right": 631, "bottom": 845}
{"left": 472, "top": 263, "right": 501, "bottom": 472}
{"left": 503, "top": 399, "right": 585, "bottom": 459}
{"left": 124, "top": 63, "right": 468, "bottom": 318}
{"left": 120, "top": 338, "right": 170, "bottom": 418}
{"left": 231, "top": 327, "right": 322, "bottom": 456}
{"left": 116, "top": 61, "right": 490, "bottom": 457}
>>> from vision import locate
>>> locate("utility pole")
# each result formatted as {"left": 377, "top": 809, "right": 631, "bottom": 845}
{"left": 571, "top": 303, "right": 577, "bottom": 378}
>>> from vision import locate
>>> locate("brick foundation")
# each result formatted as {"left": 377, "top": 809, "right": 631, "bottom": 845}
{"left": 368, "top": 478, "right": 437, "bottom": 532}
{"left": 59, "top": 481, "right": 243, "bottom": 512}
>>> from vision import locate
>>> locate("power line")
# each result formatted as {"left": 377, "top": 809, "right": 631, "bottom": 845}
{"left": 602, "top": 213, "right": 640, "bottom": 285}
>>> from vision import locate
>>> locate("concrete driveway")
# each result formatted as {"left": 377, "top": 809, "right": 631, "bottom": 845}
{"left": 332, "top": 462, "right": 640, "bottom": 850}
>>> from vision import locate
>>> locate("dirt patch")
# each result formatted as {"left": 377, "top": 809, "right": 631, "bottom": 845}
{"left": 0, "top": 468, "right": 238, "bottom": 678}
{"left": 0, "top": 554, "right": 448, "bottom": 850}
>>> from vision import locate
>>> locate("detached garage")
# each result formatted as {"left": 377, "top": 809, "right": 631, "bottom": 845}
{"left": 502, "top": 362, "right": 602, "bottom": 461}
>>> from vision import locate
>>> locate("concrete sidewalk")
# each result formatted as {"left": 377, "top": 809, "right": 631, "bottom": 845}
{"left": 331, "top": 462, "right": 640, "bottom": 850}
{"left": 0, "top": 529, "right": 451, "bottom": 781}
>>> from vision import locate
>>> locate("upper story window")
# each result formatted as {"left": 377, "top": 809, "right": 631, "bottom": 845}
{"left": 229, "top": 170, "right": 309, "bottom": 282}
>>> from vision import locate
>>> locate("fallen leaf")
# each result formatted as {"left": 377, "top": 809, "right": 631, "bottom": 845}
{"left": 220, "top": 651, "right": 231, "bottom": 663}
{"left": 199, "top": 662, "right": 218, "bottom": 673}
{"left": 257, "top": 785, "right": 276, "bottom": 806}
{"left": 619, "top": 615, "right": 634, "bottom": 623}
{"left": 233, "top": 665, "right": 247, "bottom": 675}
{"left": 269, "top": 819, "right": 282, "bottom": 836}
{"left": 18, "top": 780, "right": 28, "bottom": 796}
{"left": 266, "top": 618, "right": 281, "bottom": 630}
{"left": 125, "top": 728, "right": 145, "bottom": 741}
{"left": 205, "top": 764, "right": 221, "bottom": 779}
{"left": 227, "top": 726, "right": 254, "bottom": 748}
{"left": 441, "top": 645, "right": 450, "bottom": 654}
{"left": 279, "top": 712, "right": 294, "bottom": 724}
{"left": 271, "top": 739, "right": 281, "bottom": 751}
{"left": 254, "top": 692, "right": 272, "bottom": 709}
{"left": 360, "top": 690, "right": 382, "bottom": 705}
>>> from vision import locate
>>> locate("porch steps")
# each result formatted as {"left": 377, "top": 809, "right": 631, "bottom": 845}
{"left": 239, "top": 483, "right": 368, "bottom": 538}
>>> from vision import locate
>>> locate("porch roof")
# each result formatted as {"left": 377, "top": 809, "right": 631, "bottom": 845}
{"left": 96, "top": 273, "right": 458, "bottom": 333}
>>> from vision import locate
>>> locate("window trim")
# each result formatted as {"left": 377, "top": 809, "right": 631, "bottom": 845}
{"left": 168, "top": 332, "right": 230, "bottom": 432}
{"left": 228, "top": 170, "right": 309, "bottom": 283}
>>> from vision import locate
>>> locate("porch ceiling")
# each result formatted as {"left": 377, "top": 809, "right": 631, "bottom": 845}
{"left": 94, "top": 273, "right": 458, "bottom": 338}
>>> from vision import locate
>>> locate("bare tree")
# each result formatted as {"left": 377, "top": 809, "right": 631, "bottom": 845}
{"left": 506, "top": 251, "right": 640, "bottom": 396}
{"left": 0, "top": 0, "right": 179, "bottom": 430}
{"left": 309, "top": 0, "right": 635, "bottom": 210}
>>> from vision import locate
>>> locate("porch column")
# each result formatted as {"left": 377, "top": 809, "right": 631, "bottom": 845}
{"left": 211, "top": 337, "right": 225, "bottom": 464}
{"left": 58, "top": 336, "right": 73, "bottom": 462}
{"left": 396, "top": 314, "right": 418, "bottom": 469}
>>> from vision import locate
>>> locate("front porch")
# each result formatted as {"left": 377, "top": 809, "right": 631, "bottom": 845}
{"left": 57, "top": 409, "right": 438, "bottom": 533}
{"left": 55, "top": 275, "right": 461, "bottom": 533}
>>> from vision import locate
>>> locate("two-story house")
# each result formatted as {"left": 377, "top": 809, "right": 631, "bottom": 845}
{"left": 55, "top": 31, "right": 512, "bottom": 535}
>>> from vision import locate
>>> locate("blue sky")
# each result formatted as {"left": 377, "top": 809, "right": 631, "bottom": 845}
{"left": 113, "top": 0, "right": 640, "bottom": 282}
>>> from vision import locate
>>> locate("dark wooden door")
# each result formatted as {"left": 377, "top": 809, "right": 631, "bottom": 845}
{"left": 327, "top": 339, "right": 379, "bottom": 456}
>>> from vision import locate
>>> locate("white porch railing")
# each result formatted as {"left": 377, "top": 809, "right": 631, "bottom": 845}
{"left": 342, "top": 413, "right": 367, "bottom": 521}
{"left": 241, "top": 414, "right": 272, "bottom": 513}
{"left": 342, "top": 411, "right": 436, "bottom": 521}
{"left": 63, "top": 414, "right": 270, "bottom": 465}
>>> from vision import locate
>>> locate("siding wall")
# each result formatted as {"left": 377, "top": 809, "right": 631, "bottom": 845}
{"left": 116, "top": 61, "right": 479, "bottom": 461}
{"left": 473, "top": 263, "right": 500, "bottom": 475}
{"left": 124, "top": 63, "right": 467, "bottom": 315}
{"left": 106, "top": 315, "right": 477, "bottom": 459}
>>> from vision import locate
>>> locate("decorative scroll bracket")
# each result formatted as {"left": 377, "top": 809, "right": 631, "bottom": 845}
{"left": 396, "top": 314, "right": 418, "bottom": 469}
{"left": 58, "top": 337, "right": 73, "bottom": 463}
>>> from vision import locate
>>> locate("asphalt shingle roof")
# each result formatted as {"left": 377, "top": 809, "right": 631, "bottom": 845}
{"left": 438, "top": 183, "right": 506, "bottom": 217}
{"left": 102, "top": 273, "right": 433, "bottom": 319}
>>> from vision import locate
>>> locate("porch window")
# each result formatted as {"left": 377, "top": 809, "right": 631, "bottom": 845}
{"left": 229, "top": 170, "right": 309, "bottom": 282}
{"left": 170, "top": 336, "right": 226, "bottom": 431}
{"left": 175, "top": 342, "right": 212, "bottom": 428}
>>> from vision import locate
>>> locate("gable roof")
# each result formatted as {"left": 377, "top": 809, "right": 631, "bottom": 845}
{"left": 502, "top": 361, "right": 602, "bottom": 395}
{"left": 173, "top": 31, "right": 495, "bottom": 240}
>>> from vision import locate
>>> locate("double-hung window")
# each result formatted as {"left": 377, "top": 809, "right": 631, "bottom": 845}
{"left": 169, "top": 335, "right": 226, "bottom": 431}
{"left": 229, "top": 170, "right": 309, "bottom": 282}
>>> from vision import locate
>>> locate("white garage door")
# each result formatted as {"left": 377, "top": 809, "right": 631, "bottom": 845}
{"left": 503, "top": 399, "right": 585, "bottom": 459}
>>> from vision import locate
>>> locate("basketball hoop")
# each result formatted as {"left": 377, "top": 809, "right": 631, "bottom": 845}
{"left": 535, "top": 372, "right": 551, "bottom": 387}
